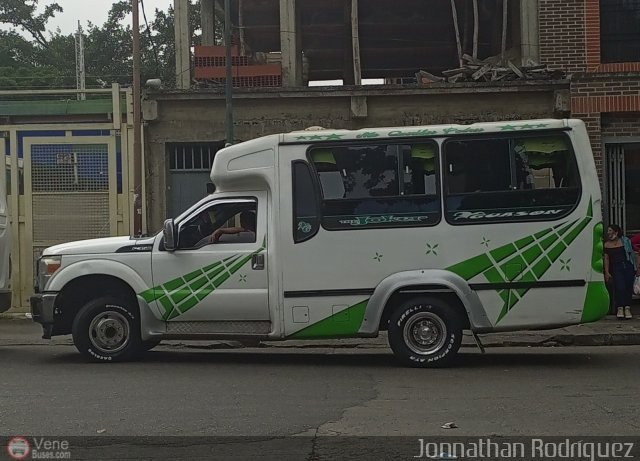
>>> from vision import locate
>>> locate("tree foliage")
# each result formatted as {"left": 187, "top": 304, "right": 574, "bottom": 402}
{"left": 0, "top": 0, "right": 212, "bottom": 90}
{"left": 0, "top": 0, "right": 62, "bottom": 47}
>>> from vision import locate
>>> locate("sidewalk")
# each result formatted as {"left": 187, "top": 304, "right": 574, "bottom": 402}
{"left": 1, "top": 314, "right": 640, "bottom": 349}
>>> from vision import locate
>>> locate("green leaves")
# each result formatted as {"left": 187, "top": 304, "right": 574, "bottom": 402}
{"left": 0, "top": 0, "right": 62, "bottom": 47}
{"left": 0, "top": 0, "right": 218, "bottom": 90}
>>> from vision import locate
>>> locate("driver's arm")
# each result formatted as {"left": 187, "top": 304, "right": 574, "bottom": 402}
{"left": 209, "top": 226, "right": 245, "bottom": 243}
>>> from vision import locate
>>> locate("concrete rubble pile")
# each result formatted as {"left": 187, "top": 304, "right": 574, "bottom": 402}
{"left": 416, "top": 54, "right": 566, "bottom": 84}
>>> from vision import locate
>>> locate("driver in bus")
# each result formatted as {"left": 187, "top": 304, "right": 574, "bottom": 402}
{"left": 208, "top": 210, "right": 256, "bottom": 244}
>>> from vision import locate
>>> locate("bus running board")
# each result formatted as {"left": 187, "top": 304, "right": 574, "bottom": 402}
{"left": 472, "top": 331, "right": 486, "bottom": 354}
{"left": 166, "top": 321, "right": 271, "bottom": 335}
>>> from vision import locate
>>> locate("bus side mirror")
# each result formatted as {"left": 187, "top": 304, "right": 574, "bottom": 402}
{"left": 163, "top": 218, "right": 177, "bottom": 251}
{"left": 206, "top": 182, "right": 215, "bottom": 194}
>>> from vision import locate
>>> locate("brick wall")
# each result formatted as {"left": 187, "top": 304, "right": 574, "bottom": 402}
{"left": 601, "top": 114, "right": 640, "bottom": 138}
{"left": 571, "top": 74, "right": 640, "bottom": 179}
{"left": 572, "top": 75, "right": 640, "bottom": 113}
{"left": 539, "top": 0, "right": 587, "bottom": 73}
{"left": 572, "top": 112, "right": 603, "bottom": 176}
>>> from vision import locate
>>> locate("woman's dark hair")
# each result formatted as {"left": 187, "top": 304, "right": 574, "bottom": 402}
{"left": 609, "top": 224, "right": 623, "bottom": 238}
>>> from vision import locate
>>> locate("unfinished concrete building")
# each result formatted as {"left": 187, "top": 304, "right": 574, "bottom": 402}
{"left": 188, "top": 0, "right": 537, "bottom": 87}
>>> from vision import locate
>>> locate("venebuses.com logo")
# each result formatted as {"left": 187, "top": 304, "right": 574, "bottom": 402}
{"left": 5, "top": 437, "right": 71, "bottom": 460}
{"left": 6, "top": 437, "right": 31, "bottom": 460}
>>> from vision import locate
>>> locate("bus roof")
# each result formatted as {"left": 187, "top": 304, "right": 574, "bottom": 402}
{"left": 282, "top": 118, "right": 571, "bottom": 144}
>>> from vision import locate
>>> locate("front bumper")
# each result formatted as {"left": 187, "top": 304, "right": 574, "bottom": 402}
{"left": 30, "top": 293, "right": 58, "bottom": 339}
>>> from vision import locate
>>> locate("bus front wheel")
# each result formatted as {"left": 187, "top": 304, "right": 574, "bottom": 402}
{"left": 388, "top": 296, "right": 463, "bottom": 368}
{"left": 71, "top": 296, "right": 142, "bottom": 362}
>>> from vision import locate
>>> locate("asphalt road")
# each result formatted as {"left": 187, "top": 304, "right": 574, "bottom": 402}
{"left": 1, "top": 343, "right": 639, "bottom": 440}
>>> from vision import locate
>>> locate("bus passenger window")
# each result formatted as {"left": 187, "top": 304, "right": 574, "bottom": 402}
{"left": 444, "top": 134, "right": 580, "bottom": 225}
{"left": 309, "top": 142, "right": 441, "bottom": 230}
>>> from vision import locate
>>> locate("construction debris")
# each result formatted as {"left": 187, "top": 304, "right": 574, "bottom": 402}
{"left": 416, "top": 54, "right": 565, "bottom": 85}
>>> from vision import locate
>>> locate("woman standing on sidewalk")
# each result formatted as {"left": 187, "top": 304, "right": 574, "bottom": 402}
{"left": 604, "top": 224, "right": 638, "bottom": 319}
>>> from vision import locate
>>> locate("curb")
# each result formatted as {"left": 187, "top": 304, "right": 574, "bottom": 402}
{"left": 163, "top": 333, "right": 640, "bottom": 350}
{"left": 461, "top": 333, "right": 640, "bottom": 348}
{"left": 0, "top": 313, "right": 31, "bottom": 320}
{"left": 2, "top": 335, "right": 640, "bottom": 349}
{"left": 543, "top": 332, "right": 640, "bottom": 347}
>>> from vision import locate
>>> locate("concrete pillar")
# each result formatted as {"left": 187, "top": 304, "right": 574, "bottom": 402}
{"left": 351, "top": 0, "right": 361, "bottom": 86}
{"left": 520, "top": 0, "right": 540, "bottom": 64}
{"left": 201, "top": 0, "right": 216, "bottom": 45}
{"left": 342, "top": 0, "right": 354, "bottom": 85}
{"left": 279, "top": 0, "right": 302, "bottom": 87}
{"left": 174, "top": 0, "right": 191, "bottom": 89}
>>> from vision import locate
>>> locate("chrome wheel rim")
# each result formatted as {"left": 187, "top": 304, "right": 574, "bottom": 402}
{"left": 89, "top": 311, "right": 130, "bottom": 354}
{"left": 403, "top": 311, "right": 447, "bottom": 355}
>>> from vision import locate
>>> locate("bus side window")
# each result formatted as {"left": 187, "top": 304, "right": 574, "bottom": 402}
{"left": 514, "top": 137, "right": 578, "bottom": 190}
{"left": 444, "top": 133, "right": 581, "bottom": 225}
{"left": 308, "top": 142, "right": 441, "bottom": 230}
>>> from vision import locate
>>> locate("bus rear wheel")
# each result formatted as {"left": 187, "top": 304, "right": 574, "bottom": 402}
{"left": 388, "top": 296, "right": 463, "bottom": 368}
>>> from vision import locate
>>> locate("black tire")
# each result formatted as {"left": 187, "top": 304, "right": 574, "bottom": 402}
{"left": 141, "top": 338, "right": 162, "bottom": 352}
{"left": 71, "top": 296, "right": 142, "bottom": 362}
{"left": 387, "top": 296, "right": 463, "bottom": 368}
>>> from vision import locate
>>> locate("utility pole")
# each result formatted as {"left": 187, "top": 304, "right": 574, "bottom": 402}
{"left": 132, "top": 0, "right": 143, "bottom": 236}
{"left": 74, "top": 21, "right": 86, "bottom": 101}
{"left": 224, "top": 0, "right": 234, "bottom": 145}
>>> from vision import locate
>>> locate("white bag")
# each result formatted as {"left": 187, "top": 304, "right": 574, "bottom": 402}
{"left": 634, "top": 276, "right": 640, "bottom": 296}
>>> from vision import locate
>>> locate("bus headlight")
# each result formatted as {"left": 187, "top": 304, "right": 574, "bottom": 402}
{"left": 37, "top": 256, "right": 62, "bottom": 291}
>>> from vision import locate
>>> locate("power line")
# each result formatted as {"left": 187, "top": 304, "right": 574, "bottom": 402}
{"left": 140, "top": 0, "right": 160, "bottom": 69}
